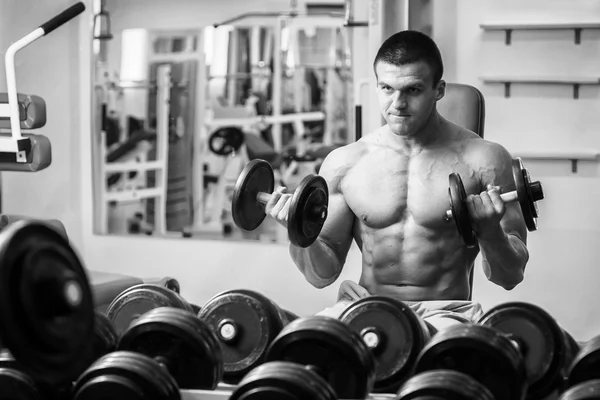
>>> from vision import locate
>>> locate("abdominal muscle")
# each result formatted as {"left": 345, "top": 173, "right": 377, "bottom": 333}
{"left": 354, "top": 215, "right": 478, "bottom": 302}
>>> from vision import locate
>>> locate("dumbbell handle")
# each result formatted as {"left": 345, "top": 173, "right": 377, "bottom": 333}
{"left": 257, "top": 192, "right": 272, "bottom": 204}
{"left": 257, "top": 191, "right": 328, "bottom": 223}
{"left": 445, "top": 190, "right": 519, "bottom": 220}
{"left": 500, "top": 190, "right": 519, "bottom": 203}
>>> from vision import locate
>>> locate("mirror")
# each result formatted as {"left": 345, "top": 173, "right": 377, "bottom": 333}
{"left": 90, "top": 1, "right": 354, "bottom": 244}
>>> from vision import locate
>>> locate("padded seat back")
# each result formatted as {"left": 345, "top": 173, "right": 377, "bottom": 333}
{"left": 438, "top": 83, "right": 485, "bottom": 138}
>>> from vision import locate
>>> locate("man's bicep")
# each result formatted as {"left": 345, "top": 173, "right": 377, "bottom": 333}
{"left": 319, "top": 191, "right": 355, "bottom": 258}
{"left": 317, "top": 151, "right": 355, "bottom": 262}
{"left": 480, "top": 143, "right": 528, "bottom": 240}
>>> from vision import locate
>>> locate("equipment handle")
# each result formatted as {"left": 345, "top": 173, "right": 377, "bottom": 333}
{"left": 257, "top": 192, "right": 271, "bottom": 204}
{"left": 445, "top": 189, "right": 519, "bottom": 221}
{"left": 40, "top": 2, "right": 85, "bottom": 35}
{"left": 500, "top": 191, "right": 518, "bottom": 203}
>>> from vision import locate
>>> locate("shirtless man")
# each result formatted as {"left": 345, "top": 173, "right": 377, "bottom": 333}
{"left": 266, "top": 30, "right": 529, "bottom": 331}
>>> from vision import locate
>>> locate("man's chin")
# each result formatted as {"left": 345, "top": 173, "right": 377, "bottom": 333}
{"left": 388, "top": 124, "right": 412, "bottom": 137}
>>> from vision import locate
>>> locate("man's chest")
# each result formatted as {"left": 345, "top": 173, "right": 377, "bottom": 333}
{"left": 341, "top": 152, "right": 481, "bottom": 229}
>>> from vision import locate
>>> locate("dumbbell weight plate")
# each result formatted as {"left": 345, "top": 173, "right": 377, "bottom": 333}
{"left": 209, "top": 127, "right": 245, "bottom": 156}
{"left": 198, "top": 289, "right": 287, "bottom": 384}
{"left": 106, "top": 284, "right": 194, "bottom": 336}
{"left": 397, "top": 370, "right": 495, "bottom": 400}
{"left": 448, "top": 173, "right": 477, "bottom": 248}
{"left": 72, "top": 351, "right": 180, "bottom": 400}
{"left": 288, "top": 174, "right": 329, "bottom": 248}
{"left": 92, "top": 312, "right": 119, "bottom": 360}
{"left": 567, "top": 335, "right": 600, "bottom": 388}
{"left": 478, "top": 301, "right": 574, "bottom": 399}
{"left": 0, "top": 221, "right": 95, "bottom": 384}
{"left": 230, "top": 361, "right": 337, "bottom": 400}
{"left": 231, "top": 159, "right": 274, "bottom": 232}
{"left": 0, "top": 349, "right": 44, "bottom": 400}
{"left": 559, "top": 379, "right": 600, "bottom": 400}
{"left": 71, "top": 311, "right": 120, "bottom": 385}
{"left": 414, "top": 323, "right": 527, "bottom": 400}
{"left": 1, "top": 349, "right": 76, "bottom": 400}
{"left": 513, "top": 157, "right": 542, "bottom": 231}
{"left": 266, "top": 316, "right": 376, "bottom": 399}
{"left": 118, "top": 307, "right": 223, "bottom": 390}
{"left": 339, "top": 296, "right": 432, "bottom": 393}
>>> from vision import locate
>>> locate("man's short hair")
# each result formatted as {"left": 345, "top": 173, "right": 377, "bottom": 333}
{"left": 373, "top": 30, "right": 444, "bottom": 87}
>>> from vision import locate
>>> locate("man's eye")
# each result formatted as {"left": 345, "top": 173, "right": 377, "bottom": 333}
{"left": 410, "top": 87, "right": 420, "bottom": 93}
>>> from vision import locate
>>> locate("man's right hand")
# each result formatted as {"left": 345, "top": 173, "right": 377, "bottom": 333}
{"left": 265, "top": 186, "right": 293, "bottom": 228}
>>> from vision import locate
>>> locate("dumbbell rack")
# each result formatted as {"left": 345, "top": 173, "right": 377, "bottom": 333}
{"left": 180, "top": 388, "right": 397, "bottom": 400}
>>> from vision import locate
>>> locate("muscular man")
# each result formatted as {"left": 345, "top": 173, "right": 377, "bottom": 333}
{"left": 266, "top": 30, "right": 529, "bottom": 331}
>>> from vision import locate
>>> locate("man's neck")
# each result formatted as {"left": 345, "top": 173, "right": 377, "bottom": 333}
{"left": 388, "top": 111, "right": 444, "bottom": 155}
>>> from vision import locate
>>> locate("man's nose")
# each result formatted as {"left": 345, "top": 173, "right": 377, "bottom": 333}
{"left": 391, "top": 92, "right": 407, "bottom": 109}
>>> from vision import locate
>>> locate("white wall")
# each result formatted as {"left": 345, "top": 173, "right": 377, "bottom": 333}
{"left": 1, "top": 0, "right": 599, "bottom": 341}
{"left": 443, "top": 0, "right": 600, "bottom": 340}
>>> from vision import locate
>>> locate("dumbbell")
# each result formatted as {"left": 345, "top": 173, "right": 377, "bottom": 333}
{"left": 478, "top": 301, "right": 581, "bottom": 399}
{"left": 397, "top": 370, "right": 495, "bottom": 400}
{"left": 414, "top": 323, "right": 528, "bottom": 400}
{"left": 0, "top": 348, "right": 52, "bottom": 400}
{"left": 197, "top": 289, "right": 299, "bottom": 384}
{"left": 73, "top": 351, "right": 180, "bottom": 400}
{"left": 231, "top": 159, "right": 328, "bottom": 248}
{"left": 559, "top": 380, "right": 600, "bottom": 400}
{"left": 0, "top": 220, "right": 95, "bottom": 385}
{"left": 0, "top": 314, "right": 117, "bottom": 400}
{"left": 445, "top": 157, "right": 544, "bottom": 247}
{"left": 0, "top": 348, "right": 80, "bottom": 400}
{"left": 208, "top": 126, "right": 245, "bottom": 156}
{"left": 230, "top": 361, "right": 337, "bottom": 400}
{"left": 231, "top": 316, "right": 376, "bottom": 400}
{"left": 564, "top": 334, "right": 600, "bottom": 393}
{"left": 106, "top": 283, "right": 195, "bottom": 336}
{"left": 116, "top": 307, "right": 223, "bottom": 390}
{"left": 89, "top": 312, "right": 119, "bottom": 365}
{"left": 338, "top": 296, "right": 437, "bottom": 393}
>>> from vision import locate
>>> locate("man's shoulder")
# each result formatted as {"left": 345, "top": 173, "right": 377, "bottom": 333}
{"left": 462, "top": 135, "right": 512, "bottom": 165}
{"left": 451, "top": 131, "right": 514, "bottom": 185}
{"left": 324, "top": 138, "right": 370, "bottom": 166}
{"left": 443, "top": 122, "right": 510, "bottom": 163}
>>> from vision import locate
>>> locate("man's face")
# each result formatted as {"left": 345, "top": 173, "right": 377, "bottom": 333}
{"left": 375, "top": 60, "right": 445, "bottom": 137}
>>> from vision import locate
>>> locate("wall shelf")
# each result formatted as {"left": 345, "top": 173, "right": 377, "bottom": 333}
{"left": 480, "top": 22, "right": 600, "bottom": 45}
{"left": 479, "top": 75, "right": 600, "bottom": 99}
{"left": 513, "top": 149, "right": 599, "bottom": 173}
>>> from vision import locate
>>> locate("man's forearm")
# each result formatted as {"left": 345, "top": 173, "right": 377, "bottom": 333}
{"left": 289, "top": 237, "right": 343, "bottom": 288}
{"left": 479, "top": 231, "right": 529, "bottom": 290}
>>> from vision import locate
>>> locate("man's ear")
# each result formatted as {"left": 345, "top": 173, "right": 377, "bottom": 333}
{"left": 436, "top": 79, "right": 446, "bottom": 101}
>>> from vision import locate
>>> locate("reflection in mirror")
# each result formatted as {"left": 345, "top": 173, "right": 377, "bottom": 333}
{"left": 91, "top": 4, "right": 354, "bottom": 244}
